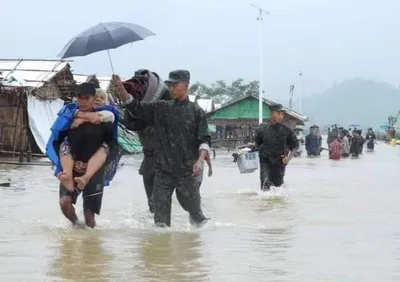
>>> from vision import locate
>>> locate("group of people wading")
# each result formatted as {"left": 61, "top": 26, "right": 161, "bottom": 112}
{"left": 46, "top": 67, "right": 380, "bottom": 228}
{"left": 47, "top": 69, "right": 212, "bottom": 228}
{"left": 294, "top": 124, "right": 377, "bottom": 160}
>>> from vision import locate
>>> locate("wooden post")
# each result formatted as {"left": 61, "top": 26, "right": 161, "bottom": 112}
{"left": 26, "top": 134, "right": 32, "bottom": 162}
{"left": 11, "top": 96, "right": 22, "bottom": 158}
{"left": 18, "top": 127, "right": 24, "bottom": 163}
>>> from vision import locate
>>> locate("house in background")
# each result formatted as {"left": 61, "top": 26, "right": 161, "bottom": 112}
{"left": 206, "top": 95, "right": 308, "bottom": 146}
{"left": 0, "top": 59, "right": 76, "bottom": 161}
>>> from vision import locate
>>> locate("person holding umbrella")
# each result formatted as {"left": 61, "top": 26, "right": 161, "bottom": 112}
{"left": 113, "top": 70, "right": 210, "bottom": 228}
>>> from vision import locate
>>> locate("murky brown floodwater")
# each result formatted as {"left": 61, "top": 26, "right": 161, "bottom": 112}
{"left": 1, "top": 142, "right": 400, "bottom": 281}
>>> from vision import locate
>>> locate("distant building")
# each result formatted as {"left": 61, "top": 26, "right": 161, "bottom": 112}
{"left": 206, "top": 95, "right": 308, "bottom": 141}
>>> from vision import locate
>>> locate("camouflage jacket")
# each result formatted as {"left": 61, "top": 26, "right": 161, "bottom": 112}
{"left": 124, "top": 98, "right": 211, "bottom": 176}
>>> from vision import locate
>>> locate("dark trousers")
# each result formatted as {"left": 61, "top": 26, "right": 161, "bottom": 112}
{"left": 259, "top": 160, "right": 286, "bottom": 190}
{"left": 152, "top": 170, "right": 206, "bottom": 227}
{"left": 139, "top": 155, "right": 155, "bottom": 210}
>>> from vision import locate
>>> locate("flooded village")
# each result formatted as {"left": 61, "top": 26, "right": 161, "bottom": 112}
{"left": 2, "top": 2, "right": 400, "bottom": 281}
{"left": 0, "top": 58, "right": 307, "bottom": 166}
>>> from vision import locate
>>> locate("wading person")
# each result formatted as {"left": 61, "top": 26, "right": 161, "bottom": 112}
{"left": 123, "top": 70, "right": 172, "bottom": 213}
{"left": 328, "top": 135, "right": 342, "bottom": 160}
{"left": 340, "top": 130, "right": 350, "bottom": 158}
{"left": 350, "top": 129, "right": 363, "bottom": 158}
{"left": 58, "top": 88, "right": 116, "bottom": 191}
{"left": 113, "top": 70, "right": 210, "bottom": 228}
{"left": 365, "top": 127, "right": 376, "bottom": 151}
{"left": 53, "top": 83, "right": 117, "bottom": 228}
{"left": 255, "top": 104, "right": 298, "bottom": 191}
{"left": 305, "top": 125, "right": 321, "bottom": 157}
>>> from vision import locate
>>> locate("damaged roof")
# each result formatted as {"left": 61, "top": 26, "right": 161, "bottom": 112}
{"left": 0, "top": 58, "right": 72, "bottom": 88}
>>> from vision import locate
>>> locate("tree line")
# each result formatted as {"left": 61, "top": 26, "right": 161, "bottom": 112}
{"left": 189, "top": 78, "right": 259, "bottom": 104}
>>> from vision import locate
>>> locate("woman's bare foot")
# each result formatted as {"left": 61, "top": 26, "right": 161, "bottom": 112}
{"left": 74, "top": 175, "right": 89, "bottom": 191}
{"left": 58, "top": 172, "right": 75, "bottom": 192}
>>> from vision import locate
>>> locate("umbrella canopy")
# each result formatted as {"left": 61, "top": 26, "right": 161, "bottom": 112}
{"left": 58, "top": 22, "right": 155, "bottom": 59}
{"left": 380, "top": 123, "right": 389, "bottom": 130}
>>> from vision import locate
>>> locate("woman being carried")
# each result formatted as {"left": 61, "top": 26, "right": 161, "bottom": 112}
{"left": 58, "top": 89, "right": 116, "bottom": 192}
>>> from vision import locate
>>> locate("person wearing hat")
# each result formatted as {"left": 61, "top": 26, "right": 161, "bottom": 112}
{"left": 365, "top": 127, "right": 376, "bottom": 151}
{"left": 54, "top": 82, "right": 118, "bottom": 228}
{"left": 350, "top": 129, "right": 363, "bottom": 157}
{"left": 254, "top": 103, "right": 298, "bottom": 190}
{"left": 122, "top": 69, "right": 171, "bottom": 214}
{"left": 57, "top": 87, "right": 116, "bottom": 192}
{"left": 112, "top": 70, "right": 210, "bottom": 228}
{"left": 305, "top": 125, "right": 320, "bottom": 157}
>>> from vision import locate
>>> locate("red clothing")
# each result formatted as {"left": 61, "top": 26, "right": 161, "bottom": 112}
{"left": 329, "top": 140, "right": 341, "bottom": 160}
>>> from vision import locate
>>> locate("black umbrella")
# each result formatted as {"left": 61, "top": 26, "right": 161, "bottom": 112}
{"left": 58, "top": 22, "right": 155, "bottom": 73}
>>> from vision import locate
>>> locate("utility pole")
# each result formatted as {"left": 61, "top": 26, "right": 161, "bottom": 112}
{"left": 289, "top": 84, "right": 295, "bottom": 109}
{"left": 251, "top": 4, "right": 270, "bottom": 124}
{"left": 299, "top": 71, "right": 303, "bottom": 113}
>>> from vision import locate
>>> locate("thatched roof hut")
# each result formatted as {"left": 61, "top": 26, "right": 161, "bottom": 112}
{"left": 0, "top": 59, "right": 76, "bottom": 161}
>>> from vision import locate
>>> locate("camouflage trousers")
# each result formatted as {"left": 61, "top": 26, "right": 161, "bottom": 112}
{"left": 139, "top": 154, "right": 155, "bottom": 212}
{"left": 152, "top": 170, "right": 206, "bottom": 227}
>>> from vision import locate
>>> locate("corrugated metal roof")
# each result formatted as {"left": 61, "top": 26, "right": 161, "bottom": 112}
{"left": 206, "top": 95, "right": 308, "bottom": 121}
{"left": 261, "top": 96, "right": 308, "bottom": 121}
{"left": 73, "top": 74, "right": 113, "bottom": 91}
{"left": 0, "top": 59, "right": 71, "bottom": 88}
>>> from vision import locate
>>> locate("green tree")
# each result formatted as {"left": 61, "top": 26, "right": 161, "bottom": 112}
{"left": 189, "top": 79, "right": 259, "bottom": 104}
{"left": 388, "top": 113, "right": 399, "bottom": 127}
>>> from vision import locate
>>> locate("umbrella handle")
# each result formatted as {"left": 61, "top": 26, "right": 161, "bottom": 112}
{"left": 107, "top": 50, "right": 115, "bottom": 74}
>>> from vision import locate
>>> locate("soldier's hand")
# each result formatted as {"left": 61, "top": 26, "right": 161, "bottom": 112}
{"left": 282, "top": 156, "right": 290, "bottom": 165}
{"left": 112, "top": 75, "right": 130, "bottom": 102}
{"left": 192, "top": 160, "right": 203, "bottom": 176}
{"left": 208, "top": 167, "right": 213, "bottom": 177}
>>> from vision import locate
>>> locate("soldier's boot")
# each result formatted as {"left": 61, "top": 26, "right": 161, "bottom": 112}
{"left": 189, "top": 212, "right": 209, "bottom": 228}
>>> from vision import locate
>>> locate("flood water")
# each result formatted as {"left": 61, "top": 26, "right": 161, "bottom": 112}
{"left": 1, "top": 143, "right": 400, "bottom": 281}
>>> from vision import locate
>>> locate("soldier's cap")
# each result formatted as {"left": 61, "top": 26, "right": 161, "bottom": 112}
{"left": 269, "top": 103, "right": 285, "bottom": 112}
{"left": 76, "top": 82, "right": 96, "bottom": 96}
{"left": 165, "top": 69, "right": 190, "bottom": 84}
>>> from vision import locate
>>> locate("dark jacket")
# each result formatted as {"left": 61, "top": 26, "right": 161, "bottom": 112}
{"left": 305, "top": 134, "right": 321, "bottom": 155}
{"left": 255, "top": 122, "right": 298, "bottom": 164}
{"left": 124, "top": 98, "right": 211, "bottom": 176}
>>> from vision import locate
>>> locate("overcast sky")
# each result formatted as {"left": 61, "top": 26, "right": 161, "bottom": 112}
{"left": 1, "top": 0, "right": 399, "bottom": 101}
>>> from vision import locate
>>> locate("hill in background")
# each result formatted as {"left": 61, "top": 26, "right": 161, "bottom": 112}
{"left": 283, "top": 78, "right": 400, "bottom": 129}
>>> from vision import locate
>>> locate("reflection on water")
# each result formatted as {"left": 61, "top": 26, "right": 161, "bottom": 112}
{"left": 49, "top": 231, "right": 113, "bottom": 282}
{"left": 136, "top": 231, "right": 209, "bottom": 281}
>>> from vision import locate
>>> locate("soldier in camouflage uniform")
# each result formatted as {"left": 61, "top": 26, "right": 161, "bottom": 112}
{"left": 255, "top": 104, "right": 298, "bottom": 191}
{"left": 113, "top": 70, "right": 210, "bottom": 227}
{"left": 123, "top": 70, "right": 172, "bottom": 213}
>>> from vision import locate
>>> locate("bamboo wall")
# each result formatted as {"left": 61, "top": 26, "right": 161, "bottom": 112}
{"left": 0, "top": 89, "right": 30, "bottom": 155}
{"left": 0, "top": 64, "right": 76, "bottom": 160}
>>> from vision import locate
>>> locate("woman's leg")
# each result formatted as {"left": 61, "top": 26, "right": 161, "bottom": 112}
{"left": 58, "top": 141, "right": 75, "bottom": 192}
{"left": 74, "top": 144, "right": 109, "bottom": 190}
